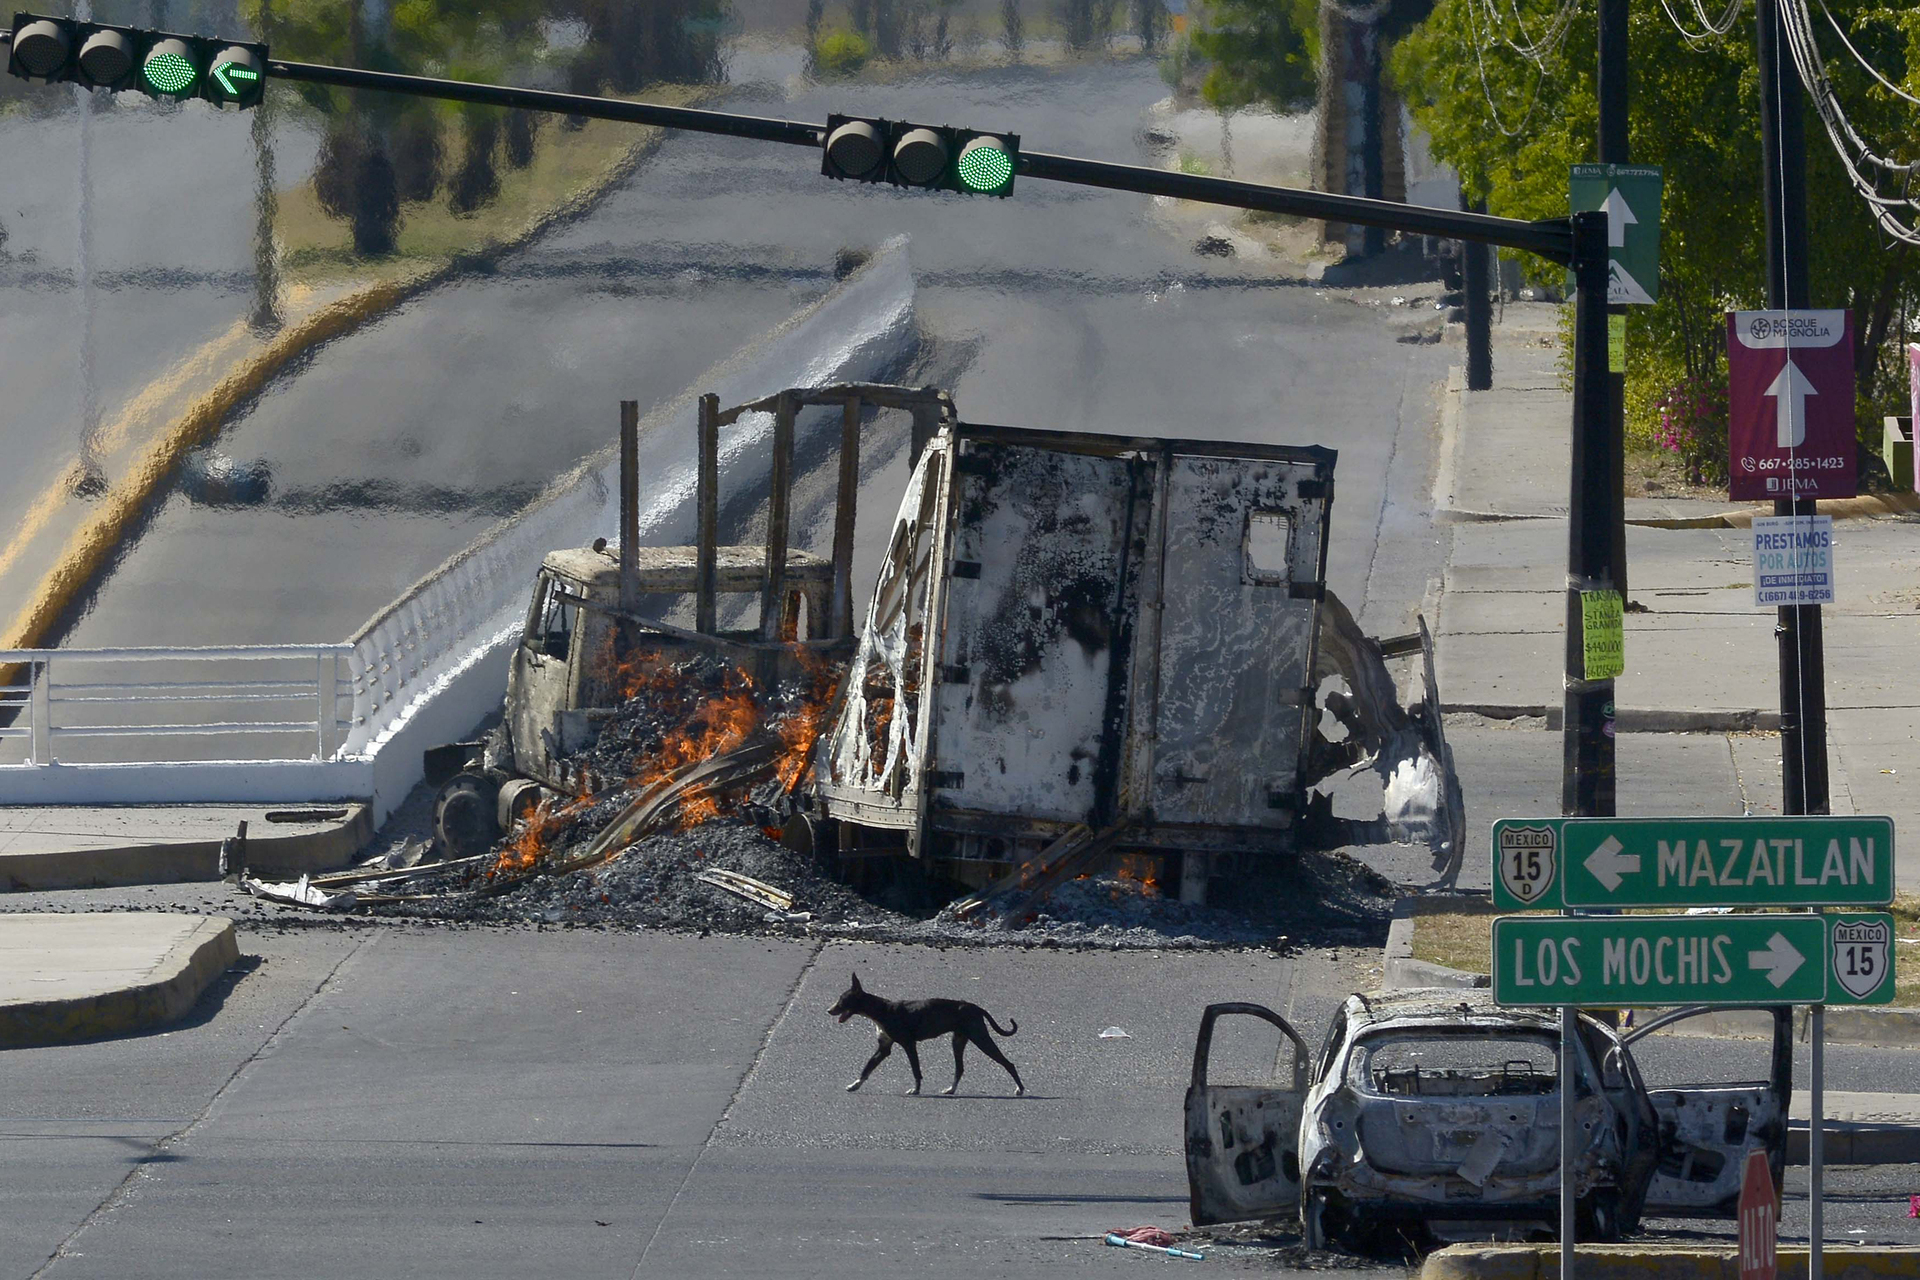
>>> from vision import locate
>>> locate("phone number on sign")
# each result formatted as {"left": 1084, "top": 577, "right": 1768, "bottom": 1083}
{"left": 1749, "top": 456, "right": 1847, "bottom": 471}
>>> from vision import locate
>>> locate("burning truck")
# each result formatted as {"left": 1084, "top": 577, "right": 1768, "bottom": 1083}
{"left": 425, "top": 383, "right": 1463, "bottom": 901}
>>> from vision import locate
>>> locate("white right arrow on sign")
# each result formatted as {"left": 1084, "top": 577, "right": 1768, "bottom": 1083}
{"left": 1584, "top": 836, "right": 1641, "bottom": 892}
{"left": 1764, "top": 359, "right": 1817, "bottom": 448}
{"left": 1748, "top": 932, "right": 1806, "bottom": 988}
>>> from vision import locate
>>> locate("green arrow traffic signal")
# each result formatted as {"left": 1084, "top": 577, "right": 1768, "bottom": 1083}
{"left": 208, "top": 45, "right": 264, "bottom": 105}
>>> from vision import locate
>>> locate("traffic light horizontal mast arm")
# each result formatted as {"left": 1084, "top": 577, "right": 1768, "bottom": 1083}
{"left": 1019, "top": 150, "right": 1573, "bottom": 262}
{"left": 267, "top": 57, "right": 822, "bottom": 149}
{"left": 260, "top": 54, "right": 1572, "bottom": 263}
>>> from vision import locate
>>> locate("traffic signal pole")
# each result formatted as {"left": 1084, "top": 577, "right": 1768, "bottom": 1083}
{"left": 1598, "top": 0, "right": 1630, "bottom": 607}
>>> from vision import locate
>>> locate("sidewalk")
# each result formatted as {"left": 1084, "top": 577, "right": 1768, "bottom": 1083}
{"left": 0, "top": 803, "right": 368, "bottom": 891}
{"left": 0, "top": 912, "right": 237, "bottom": 1047}
{"left": 1434, "top": 304, "right": 1920, "bottom": 887}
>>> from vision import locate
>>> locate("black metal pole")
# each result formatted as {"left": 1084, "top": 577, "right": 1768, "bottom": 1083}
{"left": 1464, "top": 194, "right": 1493, "bottom": 391}
{"left": 1564, "top": 210, "right": 1617, "bottom": 819}
{"left": 1754, "top": 0, "right": 1827, "bottom": 821}
{"left": 1598, "top": 0, "right": 1630, "bottom": 606}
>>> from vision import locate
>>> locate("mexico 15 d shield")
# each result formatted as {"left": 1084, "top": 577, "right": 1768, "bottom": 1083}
{"left": 1727, "top": 310, "right": 1856, "bottom": 501}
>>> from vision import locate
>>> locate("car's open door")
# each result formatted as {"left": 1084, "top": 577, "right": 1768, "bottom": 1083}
{"left": 1184, "top": 1002, "right": 1309, "bottom": 1226}
{"left": 1623, "top": 1007, "right": 1792, "bottom": 1219}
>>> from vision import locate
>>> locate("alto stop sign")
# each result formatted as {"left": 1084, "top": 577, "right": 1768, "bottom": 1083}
{"left": 1738, "top": 1149, "right": 1778, "bottom": 1280}
{"left": 1727, "top": 310, "right": 1856, "bottom": 501}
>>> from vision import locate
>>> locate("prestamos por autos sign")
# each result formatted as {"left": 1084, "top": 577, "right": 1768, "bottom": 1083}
{"left": 1727, "top": 310, "right": 1856, "bottom": 501}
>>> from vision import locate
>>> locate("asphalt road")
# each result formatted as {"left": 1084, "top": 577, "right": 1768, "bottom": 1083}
{"left": 54, "top": 53, "right": 1452, "bottom": 646}
{"left": 2, "top": 924, "right": 1391, "bottom": 1279}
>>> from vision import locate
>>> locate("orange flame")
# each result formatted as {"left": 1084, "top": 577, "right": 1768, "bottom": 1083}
{"left": 1112, "top": 853, "right": 1163, "bottom": 895}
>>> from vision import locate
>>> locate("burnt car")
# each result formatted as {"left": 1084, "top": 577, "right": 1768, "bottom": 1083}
{"left": 1183, "top": 992, "right": 1790, "bottom": 1253}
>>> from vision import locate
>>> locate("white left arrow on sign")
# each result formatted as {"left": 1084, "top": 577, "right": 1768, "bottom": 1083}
{"left": 1747, "top": 932, "right": 1806, "bottom": 988}
{"left": 1583, "top": 836, "right": 1641, "bottom": 892}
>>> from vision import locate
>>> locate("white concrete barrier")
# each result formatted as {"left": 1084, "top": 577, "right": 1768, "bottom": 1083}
{"left": 0, "top": 242, "right": 918, "bottom": 823}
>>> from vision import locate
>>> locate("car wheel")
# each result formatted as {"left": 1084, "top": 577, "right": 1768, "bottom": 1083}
{"left": 1303, "top": 1189, "right": 1335, "bottom": 1252}
{"left": 434, "top": 772, "right": 500, "bottom": 857}
{"left": 1577, "top": 1189, "right": 1622, "bottom": 1242}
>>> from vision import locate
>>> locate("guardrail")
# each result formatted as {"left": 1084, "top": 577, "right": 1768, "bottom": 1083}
{"left": 0, "top": 645, "right": 351, "bottom": 767}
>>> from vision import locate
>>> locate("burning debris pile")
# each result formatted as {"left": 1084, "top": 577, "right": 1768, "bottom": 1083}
{"left": 244, "top": 641, "right": 1394, "bottom": 948}
{"left": 488, "top": 641, "right": 839, "bottom": 882}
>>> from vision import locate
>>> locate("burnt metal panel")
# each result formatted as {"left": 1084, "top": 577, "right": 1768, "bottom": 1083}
{"left": 1147, "top": 454, "right": 1328, "bottom": 829}
{"left": 928, "top": 439, "right": 1140, "bottom": 826}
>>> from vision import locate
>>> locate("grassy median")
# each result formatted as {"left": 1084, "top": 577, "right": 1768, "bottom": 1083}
{"left": 275, "top": 88, "right": 702, "bottom": 288}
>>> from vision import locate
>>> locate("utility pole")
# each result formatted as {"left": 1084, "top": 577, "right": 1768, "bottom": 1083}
{"left": 1598, "top": 0, "right": 1629, "bottom": 602}
{"left": 1463, "top": 194, "right": 1492, "bottom": 391}
{"left": 1755, "top": 2, "right": 1829, "bottom": 1275}
{"left": 1564, "top": 209, "right": 1617, "bottom": 821}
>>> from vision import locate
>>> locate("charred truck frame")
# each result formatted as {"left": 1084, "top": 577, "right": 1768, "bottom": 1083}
{"left": 431, "top": 383, "right": 1464, "bottom": 894}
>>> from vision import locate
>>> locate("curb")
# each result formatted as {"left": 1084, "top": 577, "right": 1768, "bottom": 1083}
{"left": 1422, "top": 1245, "right": 1920, "bottom": 1280}
{"left": 1445, "top": 705, "right": 1782, "bottom": 733}
{"left": 0, "top": 804, "right": 371, "bottom": 891}
{"left": 1629, "top": 492, "right": 1920, "bottom": 530}
{"left": 2, "top": 102, "right": 694, "bottom": 654}
{"left": 1384, "top": 894, "right": 1490, "bottom": 990}
{"left": 0, "top": 914, "right": 238, "bottom": 1048}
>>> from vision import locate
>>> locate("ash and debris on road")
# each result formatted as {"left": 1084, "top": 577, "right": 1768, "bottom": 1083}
{"left": 333, "top": 815, "right": 1395, "bottom": 950}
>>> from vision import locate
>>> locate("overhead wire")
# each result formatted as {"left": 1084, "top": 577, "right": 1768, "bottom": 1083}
{"left": 1460, "top": 0, "right": 1575, "bottom": 136}
{"left": 1774, "top": 0, "right": 1920, "bottom": 242}
{"left": 1815, "top": 0, "right": 1920, "bottom": 107}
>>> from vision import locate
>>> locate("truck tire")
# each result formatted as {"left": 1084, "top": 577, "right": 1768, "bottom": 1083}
{"left": 434, "top": 772, "right": 500, "bottom": 857}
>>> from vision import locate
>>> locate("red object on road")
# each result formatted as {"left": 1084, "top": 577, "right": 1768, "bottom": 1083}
{"left": 1738, "top": 1149, "right": 1778, "bottom": 1280}
{"left": 1726, "top": 310, "right": 1856, "bottom": 501}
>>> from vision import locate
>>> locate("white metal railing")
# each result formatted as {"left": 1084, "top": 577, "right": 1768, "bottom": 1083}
{"left": 0, "top": 242, "right": 917, "bottom": 819}
{"left": 0, "top": 646, "right": 352, "bottom": 767}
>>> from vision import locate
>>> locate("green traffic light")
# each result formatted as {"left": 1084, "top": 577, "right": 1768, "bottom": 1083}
{"left": 141, "top": 40, "right": 197, "bottom": 94}
{"left": 956, "top": 139, "right": 1014, "bottom": 194}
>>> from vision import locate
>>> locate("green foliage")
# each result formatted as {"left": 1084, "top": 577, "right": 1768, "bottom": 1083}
{"left": 813, "top": 28, "right": 874, "bottom": 76}
{"left": 1190, "top": 0, "right": 1320, "bottom": 113}
{"left": 1393, "top": 0, "right": 1919, "bottom": 468}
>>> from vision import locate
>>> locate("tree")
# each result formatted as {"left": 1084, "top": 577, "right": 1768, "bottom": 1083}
{"left": 247, "top": 0, "right": 547, "bottom": 255}
{"left": 1392, "top": 0, "right": 1918, "bottom": 480}
{"left": 1188, "top": 0, "right": 1321, "bottom": 113}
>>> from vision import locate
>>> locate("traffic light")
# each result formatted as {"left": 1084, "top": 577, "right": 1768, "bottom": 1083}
{"left": 6, "top": 13, "right": 267, "bottom": 108}
{"left": 821, "top": 114, "right": 1018, "bottom": 196}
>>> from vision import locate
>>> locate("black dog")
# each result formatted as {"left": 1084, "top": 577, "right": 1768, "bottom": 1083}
{"left": 827, "top": 972, "right": 1025, "bottom": 1096}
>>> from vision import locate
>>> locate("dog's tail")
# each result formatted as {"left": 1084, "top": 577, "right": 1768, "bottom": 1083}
{"left": 986, "top": 1013, "right": 1018, "bottom": 1037}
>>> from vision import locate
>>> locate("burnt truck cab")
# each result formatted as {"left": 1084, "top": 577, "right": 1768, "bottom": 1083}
{"left": 431, "top": 543, "right": 836, "bottom": 855}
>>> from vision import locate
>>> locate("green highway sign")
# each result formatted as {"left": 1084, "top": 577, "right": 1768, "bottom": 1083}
{"left": 1561, "top": 816, "right": 1894, "bottom": 908}
{"left": 1493, "top": 912, "right": 1896, "bottom": 1007}
{"left": 1569, "top": 163, "right": 1663, "bottom": 305}
{"left": 1493, "top": 815, "right": 1895, "bottom": 910}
